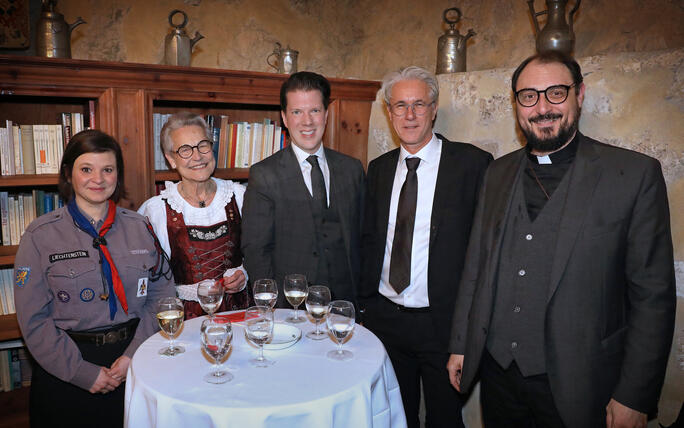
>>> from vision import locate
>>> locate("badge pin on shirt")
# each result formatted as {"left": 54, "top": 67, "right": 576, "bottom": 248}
{"left": 137, "top": 277, "right": 148, "bottom": 297}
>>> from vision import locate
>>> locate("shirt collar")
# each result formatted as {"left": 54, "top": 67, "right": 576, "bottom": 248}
{"left": 526, "top": 132, "right": 580, "bottom": 165}
{"left": 292, "top": 142, "right": 326, "bottom": 166}
{"left": 399, "top": 133, "right": 440, "bottom": 166}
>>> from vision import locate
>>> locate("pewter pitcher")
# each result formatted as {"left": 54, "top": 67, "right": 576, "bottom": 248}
{"left": 267, "top": 42, "right": 298, "bottom": 74}
{"left": 164, "top": 10, "right": 204, "bottom": 67}
{"left": 436, "top": 7, "right": 475, "bottom": 74}
{"left": 35, "top": 0, "right": 86, "bottom": 59}
{"left": 528, "top": 0, "right": 581, "bottom": 55}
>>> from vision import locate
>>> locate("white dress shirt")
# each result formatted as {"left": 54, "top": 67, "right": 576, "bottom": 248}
{"left": 291, "top": 143, "right": 331, "bottom": 207}
{"left": 379, "top": 133, "right": 442, "bottom": 307}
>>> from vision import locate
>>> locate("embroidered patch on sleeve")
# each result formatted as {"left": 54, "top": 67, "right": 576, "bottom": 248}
{"left": 15, "top": 267, "right": 30, "bottom": 288}
{"left": 137, "top": 277, "right": 148, "bottom": 297}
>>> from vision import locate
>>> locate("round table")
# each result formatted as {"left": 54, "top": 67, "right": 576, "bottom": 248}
{"left": 124, "top": 309, "right": 407, "bottom": 428}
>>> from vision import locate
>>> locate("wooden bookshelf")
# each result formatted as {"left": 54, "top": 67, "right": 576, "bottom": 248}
{"left": 0, "top": 314, "right": 20, "bottom": 341}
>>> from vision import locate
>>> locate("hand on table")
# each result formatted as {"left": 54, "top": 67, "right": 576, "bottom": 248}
{"left": 606, "top": 399, "right": 647, "bottom": 428}
{"left": 221, "top": 270, "right": 246, "bottom": 294}
{"left": 447, "top": 354, "right": 464, "bottom": 392}
{"left": 89, "top": 367, "right": 121, "bottom": 394}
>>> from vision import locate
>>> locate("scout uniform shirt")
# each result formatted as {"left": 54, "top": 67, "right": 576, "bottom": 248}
{"left": 13, "top": 205, "right": 175, "bottom": 390}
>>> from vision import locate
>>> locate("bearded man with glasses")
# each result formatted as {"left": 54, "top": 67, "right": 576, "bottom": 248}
{"left": 359, "top": 66, "right": 492, "bottom": 427}
{"left": 447, "top": 52, "right": 675, "bottom": 428}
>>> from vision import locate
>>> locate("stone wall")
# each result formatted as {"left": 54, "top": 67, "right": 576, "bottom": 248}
{"left": 369, "top": 47, "right": 684, "bottom": 426}
{"left": 7, "top": 0, "right": 681, "bottom": 80}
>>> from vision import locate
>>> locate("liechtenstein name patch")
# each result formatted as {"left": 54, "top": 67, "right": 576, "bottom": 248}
{"left": 49, "top": 250, "right": 89, "bottom": 263}
{"left": 15, "top": 267, "right": 30, "bottom": 287}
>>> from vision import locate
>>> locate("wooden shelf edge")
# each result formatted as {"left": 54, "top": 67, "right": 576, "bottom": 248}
{"left": 0, "top": 174, "right": 59, "bottom": 187}
{"left": 155, "top": 168, "right": 250, "bottom": 182}
{"left": 0, "top": 314, "right": 21, "bottom": 342}
{"left": 0, "top": 246, "right": 18, "bottom": 266}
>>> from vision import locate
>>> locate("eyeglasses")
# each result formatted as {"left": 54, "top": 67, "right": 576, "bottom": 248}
{"left": 389, "top": 101, "right": 435, "bottom": 117}
{"left": 515, "top": 83, "right": 577, "bottom": 107}
{"left": 174, "top": 140, "right": 213, "bottom": 159}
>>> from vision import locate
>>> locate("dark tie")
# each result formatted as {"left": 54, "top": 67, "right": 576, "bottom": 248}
{"left": 389, "top": 157, "right": 420, "bottom": 293}
{"left": 306, "top": 155, "right": 327, "bottom": 211}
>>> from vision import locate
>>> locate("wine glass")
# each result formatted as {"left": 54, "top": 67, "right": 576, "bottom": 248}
{"left": 245, "top": 306, "right": 275, "bottom": 367}
{"left": 200, "top": 318, "right": 233, "bottom": 384}
{"left": 157, "top": 297, "right": 185, "bottom": 356}
{"left": 305, "top": 285, "right": 331, "bottom": 340}
{"left": 252, "top": 279, "right": 278, "bottom": 310}
{"left": 284, "top": 274, "right": 308, "bottom": 323}
{"left": 197, "top": 279, "right": 224, "bottom": 320}
{"left": 326, "top": 300, "right": 355, "bottom": 361}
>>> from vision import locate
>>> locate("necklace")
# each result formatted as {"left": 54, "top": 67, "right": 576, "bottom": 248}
{"left": 179, "top": 181, "right": 215, "bottom": 208}
{"left": 527, "top": 164, "right": 551, "bottom": 200}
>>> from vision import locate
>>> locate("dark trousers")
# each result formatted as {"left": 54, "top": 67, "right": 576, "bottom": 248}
{"left": 30, "top": 324, "right": 136, "bottom": 428}
{"left": 365, "top": 295, "right": 464, "bottom": 428}
{"left": 480, "top": 350, "right": 566, "bottom": 428}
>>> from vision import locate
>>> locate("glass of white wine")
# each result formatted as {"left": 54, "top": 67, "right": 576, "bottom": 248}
{"left": 245, "top": 306, "right": 275, "bottom": 367}
{"left": 305, "top": 285, "right": 331, "bottom": 340}
{"left": 200, "top": 318, "right": 233, "bottom": 384}
{"left": 284, "top": 274, "right": 308, "bottom": 323}
{"left": 326, "top": 300, "right": 355, "bottom": 361}
{"left": 252, "top": 279, "right": 278, "bottom": 310}
{"left": 157, "top": 297, "right": 185, "bottom": 356}
{"left": 197, "top": 279, "right": 223, "bottom": 319}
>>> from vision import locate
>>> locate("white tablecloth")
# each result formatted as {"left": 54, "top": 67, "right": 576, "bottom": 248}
{"left": 124, "top": 309, "right": 407, "bottom": 428}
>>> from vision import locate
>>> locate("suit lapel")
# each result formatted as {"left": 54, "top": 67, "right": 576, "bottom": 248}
{"left": 547, "top": 135, "right": 602, "bottom": 302}
{"left": 376, "top": 150, "right": 399, "bottom": 243}
{"left": 429, "top": 141, "right": 453, "bottom": 251}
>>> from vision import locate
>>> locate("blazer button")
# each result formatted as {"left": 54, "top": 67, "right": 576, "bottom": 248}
{"left": 313, "top": 251, "right": 318, "bottom": 257}
{"left": 482, "top": 327, "right": 487, "bottom": 335}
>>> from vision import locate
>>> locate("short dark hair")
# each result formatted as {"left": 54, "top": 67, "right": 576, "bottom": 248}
{"left": 58, "top": 129, "right": 126, "bottom": 203}
{"left": 511, "top": 51, "right": 583, "bottom": 92}
{"left": 280, "top": 71, "right": 331, "bottom": 111}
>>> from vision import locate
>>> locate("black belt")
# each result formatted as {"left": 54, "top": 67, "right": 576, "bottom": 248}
{"left": 68, "top": 318, "right": 139, "bottom": 346}
{"left": 381, "top": 295, "right": 431, "bottom": 313}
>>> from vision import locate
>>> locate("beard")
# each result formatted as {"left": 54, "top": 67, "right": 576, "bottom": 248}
{"left": 520, "top": 112, "right": 579, "bottom": 153}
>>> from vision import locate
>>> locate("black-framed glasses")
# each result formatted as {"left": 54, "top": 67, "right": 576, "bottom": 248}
{"left": 515, "top": 83, "right": 577, "bottom": 107}
{"left": 389, "top": 101, "right": 435, "bottom": 116}
{"left": 174, "top": 140, "right": 213, "bottom": 159}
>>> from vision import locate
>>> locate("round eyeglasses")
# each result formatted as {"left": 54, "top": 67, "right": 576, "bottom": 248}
{"left": 389, "top": 101, "right": 435, "bottom": 117}
{"left": 174, "top": 140, "right": 213, "bottom": 159}
{"left": 515, "top": 83, "right": 577, "bottom": 107}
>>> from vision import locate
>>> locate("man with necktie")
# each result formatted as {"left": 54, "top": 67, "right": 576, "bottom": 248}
{"left": 359, "top": 66, "right": 492, "bottom": 427}
{"left": 242, "top": 71, "right": 365, "bottom": 307}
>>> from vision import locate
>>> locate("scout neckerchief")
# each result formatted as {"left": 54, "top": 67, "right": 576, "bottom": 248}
{"left": 68, "top": 198, "right": 128, "bottom": 319}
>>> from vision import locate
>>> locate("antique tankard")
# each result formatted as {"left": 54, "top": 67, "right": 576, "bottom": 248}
{"left": 267, "top": 42, "right": 299, "bottom": 74}
{"left": 436, "top": 7, "right": 476, "bottom": 74}
{"left": 35, "top": 0, "right": 86, "bottom": 58}
{"left": 164, "top": 10, "right": 204, "bottom": 67}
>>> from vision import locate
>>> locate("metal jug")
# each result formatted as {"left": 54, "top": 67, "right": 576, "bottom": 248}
{"left": 528, "top": 0, "right": 581, "bottom": 55}
{"left": 35, "top": 0, "right": 86, "bottom": 59}
{"left": 436, "top": 7, "right": 476, "bottom": 74}
{"left": 164, "top": 10, "right": 204, "bottom": 67}
{"left": 267, "top": 42, "right": 299, "bottom": 74}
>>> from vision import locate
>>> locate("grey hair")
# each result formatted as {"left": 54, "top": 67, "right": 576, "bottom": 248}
{"left": 159, "top": 112, "right": 211, "bottom": 153}
{"left": 381, "top": 66, "right": 439, "bottom": 106}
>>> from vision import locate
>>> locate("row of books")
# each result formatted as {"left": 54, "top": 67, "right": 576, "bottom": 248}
{"left": 0, "top": 347, "right": 32, "bottom": 392}
{"left": 153, "top": 113, "right": 288, "bottom": 171}
{"left": 0, "top": 268, "right": 16, "bottom": 315}
{"left": 0, "top": 191, "right": 63, "bottom": 246}
{"left": 0, "top": 113, "right": 86, "bottom": 176}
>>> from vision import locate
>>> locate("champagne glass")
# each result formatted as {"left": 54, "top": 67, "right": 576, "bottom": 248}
{"left": 284, "top": 274, "right": 308, "bottom": 323}
{"left": 200, "top": 318, "right": 233, "bottom": 384}
{"left": 197, "top": 279, "right": 224, "bottom": 320}
{"left": 305, "top": 285, "right": 331, "bottom": 340}
{"left": 326, "top": 300, "right": 355, "bottom": 361}
{"left": 252, "top": 279, "right": 278, "bottom": 310}
{"left": 245, "top": 306, "right": 275, "bottom": 367}
{"left": 157, "top": 297, "right": 185, "bottom": 356}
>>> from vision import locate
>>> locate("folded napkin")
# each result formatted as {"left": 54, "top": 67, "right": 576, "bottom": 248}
{"left": 215, "top": 311, "right": 259, "bottom": 323}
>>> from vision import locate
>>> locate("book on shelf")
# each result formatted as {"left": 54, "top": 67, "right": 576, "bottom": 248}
{"left": 152, "top": 113, "right": 286, "bottom": 173}
{"left": 0, "top": 347, "right": 32, "bottom": 392}
{"left": 0, "top": 267, "right": 11, "bottom": 315}
{"left": 0, "top": 191, "right": 60, "bottom": 247}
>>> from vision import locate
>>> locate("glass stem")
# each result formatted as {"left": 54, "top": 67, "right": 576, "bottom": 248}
{"left": 169, "top": 335, "right": 175, "bottom": 352}
{"left": 337, "top": 341, "right": 343, "bottom": 354}
{"left": 258, "top": 344, "right": 265, "bottom": 361}
{"left": 315, "top": 320, "right": 320, "bottom": 335}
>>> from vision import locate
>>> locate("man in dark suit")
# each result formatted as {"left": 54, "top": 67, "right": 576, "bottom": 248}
{"left": 359, "top": 66, "right": 492, "bottom": 428}
{"left": 241, "top": 72, "right": 364, "bottom": 307}
{"left": 447, "top": 52, "right": 676, "bottom": 428}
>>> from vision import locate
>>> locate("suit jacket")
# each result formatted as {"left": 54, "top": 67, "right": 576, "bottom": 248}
{"left": 360, "top": 135, "right": 492, "bottom": 348}
{"left": 241, "top": 144, "right": 364, "bottom": 306}
{"left": 449, "top": 133, "right": 676, "bottom": 427}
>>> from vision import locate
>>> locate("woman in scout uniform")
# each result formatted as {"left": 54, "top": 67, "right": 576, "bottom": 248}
{"left": 139, "top": 112, "right": 250, "bottom": 319}
{"left": 13, "top": 130, "right": 175, "bottom": 427}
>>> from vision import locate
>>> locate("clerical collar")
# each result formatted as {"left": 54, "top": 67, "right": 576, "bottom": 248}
{"left": 526, "top": 133, "right": 580, "bottom": 165}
